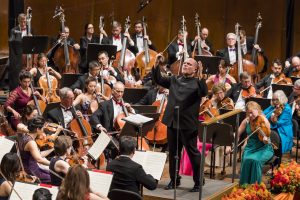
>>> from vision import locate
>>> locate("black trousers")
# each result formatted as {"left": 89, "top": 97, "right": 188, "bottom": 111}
{"left": 167, "top": 127, "right": 201, "bottom": 185}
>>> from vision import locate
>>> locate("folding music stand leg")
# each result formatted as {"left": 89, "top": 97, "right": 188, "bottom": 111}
{"left": 199, "top": 125, "right": 207, "bottom": 200}
{"left": 232, "top": 113, "right": 240, "bottom": 183}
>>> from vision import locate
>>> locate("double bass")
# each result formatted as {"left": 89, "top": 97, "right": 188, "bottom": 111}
{"left": 135, "top": 16, "right": 158, "bottom": 78}
{"left": 52, "top": 6, "right": 80, "bottom": 74}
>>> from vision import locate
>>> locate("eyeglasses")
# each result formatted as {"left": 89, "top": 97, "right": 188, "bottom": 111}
{"left": 88, "top": 27, "right": 94, "bottom": 29}
{"left": 271, "top": 99, "right": 279, "bottom": 102}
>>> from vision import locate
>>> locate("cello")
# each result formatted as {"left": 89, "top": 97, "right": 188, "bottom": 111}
{"left": 244, "top": 13, "right": 265, "bottom": 74}
{"left": 135, "top": 16, "right": 158, "bottom": 78}
{"left": 27, "top": 82, "right": 46, "bottom": 115}
{"left": 52, "top": 6, "right": 80, "bottom": 74}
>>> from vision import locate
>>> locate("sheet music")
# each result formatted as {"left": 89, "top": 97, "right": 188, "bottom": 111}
{"left": 10, "top": 182, "right": 58, "bottom": 200}
{"left": 132, "top": 151, "right": 167, "bottom": 180}
{"left": 122, "top": 114, "right": 153, "bottom": 125}
{"left": 88, "top": 170, "right": 113, "bottom": 197}
{"left": 88, "top": 132, "right": 111, "bottom": 160}
{"left": 0, "top": 136, "right": 14, "bottom": 163}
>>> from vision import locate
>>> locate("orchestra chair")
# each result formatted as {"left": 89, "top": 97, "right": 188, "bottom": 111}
{"left": 108, "top": 189, "right": 142, "bottom": 200}
{"left": 264, "top": 130, "right": 282, "bottom": 176}
{"left": 292, "top": 119, "right": 300, "bottom": 162}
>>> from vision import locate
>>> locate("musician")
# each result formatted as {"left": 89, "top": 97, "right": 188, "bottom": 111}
{"left": 16, "top": 105, "right": 38, "bottom": 134}
{"left": 206, "top": 59, "right": 236, "bottom": 91}
{"left": 284, "top": 56, "right": 300, "bottom": 77}
{"left": 79, "top": 23, "right": 100, "bottom": 73}
{"left": 168, "top": 30, "right": 192, "bottom": 65}
{"left": 226, "top": 72, "right": 257, "bottom": 111}
{"left": 56, "top": 165, "right": 108, "bottom": 200}
{"left": 107, "top": 136, "right": 157, "bottom": 194}
{"left": 32, "top": 188, "right": 52, "bottom": 200}
{"left": 90, "top": 81, "right": 134, "bottom": 133}
{"left": 30, "top": 53, "right": 61, "bottom": 87}
{"left": 102, "top": 21, "right": 138, "bottom": 54}
{"left": 50, "top": 135, "right": 72, "bottom": 186}
{"left": 137, "top": 85, "right": 168, "bottom": 105}
{"left": 0, "top": 153, "right": 21, "bottom": 200}
{"left": 239, "top": 29, "right": 262, "bottom": 55}
{"left": 216, "top": 33, "right": 239, "bottom": 65}
{"left": 132, "top": 20, "right": 156, "bottom": 53}
{"left": 288, "top": 80, "right": 300, "bottom": 121}
{"left": 211, "top": 84, "right": 234, "bottom": 110}
{"left": 264, "top": 90, "right": 293, "bottom": 154}
{"left": 234, "top": 101, "right": 274, "bottom": 185}
{"left": 46, "top": 87, "right": 82, "bottom": 129}
{"left": 4, "top": 70, "right": 44, "bottom": 130}
{"left": 191, "top": 27, "right": 213, "bottom": 54}
{"left": 97, "top": 51, "right": 125, "bottom": 84}
{"left": 152, "top": 54, "right": 207, "bottom": 192}
{"left": 255, "top": 59, "right": 291, "bottom": 99}
{"left": 17, "top": 116, "right": 53, "bottom": 183}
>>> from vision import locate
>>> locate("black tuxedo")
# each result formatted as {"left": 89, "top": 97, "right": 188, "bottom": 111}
{"left": 225, "top": 83, "right": 243, "bottom": 103}
{"left": 132, "top": 33, "right": 157, "bottom": 52}
{"left": 136, "top": 88, "right": 158, "bottom": 105}
{"left": 46, "top": 107, "right": 66, "bottom": 128}
{"left": 255, "top": 74, "right": 273, "bottom": 98}
{"left": 79, "top": 35, "right": 99, "bottom": 73}
{"left": 102, "top": 34, "right": 138, "bottom": 55}
{"left": 152, "top": 65, "right": 207, "bottom": 185}
{"left": 192, "top": 38, "right": 214, "bottom": 54}
{"left": 106, "top": 156, "right": 157, "bottom": 194}
{"left": 216, "top": 47, "right": 240, "bottom": 66}
{"left": 90, "top": 99, "right": 115, "bottom": 132}
{"left": 167, "top": 41, "right": 192, "bottom": 65}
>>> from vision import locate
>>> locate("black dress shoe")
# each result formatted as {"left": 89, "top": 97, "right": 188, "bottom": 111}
{"left": 164, "top": 177, "right": 181, "bottom": 190}
{"left": 190, "top": 178, "right": 205, "bottom": 192}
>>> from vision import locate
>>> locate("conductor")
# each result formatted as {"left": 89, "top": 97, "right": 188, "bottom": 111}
{"left": 152, "top": 54, "right": 207, "bottom": 192}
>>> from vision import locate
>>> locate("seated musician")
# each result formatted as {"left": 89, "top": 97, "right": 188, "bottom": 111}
{"left": 284, "top": 56, "right": 300, "bottom": 77}
{"left": 216, "top": 33, "right": 239, "bottom": 65}
{"left": 132, "top": 20, "right": 157, "bottom": 53}
{"left": 256, "top": 59, "right": 292, "bottom": 99}
{"left": 4, "top": 70, "right": 45, "bottom": 130}
{"left": 102, "top": 21, "right": 138, "bottom": 54}
{"left": 167, "top": 30, "right": 192, "bottom": 65}
{"left": 239, "top": 29, "right": 263, "bottom": 55}
{"left": 264, "top": 90, "right": 293, "bottom": 154}
{"left": 16, "top": 105, "right": 38, "bottom": 133}
{"left": 29, "top": 53, "right": 61, "bottom": 87}
{"left": 0, "top": 153, "right": 21, "bottom": 200}
{"left": 211, "top": 84, "right": 234, "bottom": 110}
{"left": 226, "top": 72, "right": 257, "bottom": 111}
{"left": 50, "top": 135, "right": 72, "bottom": 186}
{"left": 98, "top": 51, "right": 125, "bottom": 84}
{"left": 46, "top": 87, "right": 83, "bottom": 129}
{"left": 56, "top": 165, "right": 109, "bottom": 200}
{"left": 136, "top": 85, "right": 168, "bottom": 105}
{"left": 17, "top": 116, "right": 53, "bottom": 183}
{"left": 32, "top": 188, "right": 52, "bottom": 200}
{"left": 191, "top": 27, "right": 214, "bottom": 54}
{"left": 206, "top": 59, "right": 236, "bottom": 91}
{"left": 288, "top": 79, "right": 300, "bottom": 124}
{"left": 234, "top": 101, "right": 274, "bottom": 185}
{"left": 106, "top": 136, "right": 157, "bottom": 194}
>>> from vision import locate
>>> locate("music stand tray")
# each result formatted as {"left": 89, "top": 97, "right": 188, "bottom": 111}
{"left": 87, "top": 44, "right": 117, "bottom": 64}
{"left": 194, "top": 55, "right": 222, "bottom": 75}
{"left": 272, "top": 84, "right": 294, "bottom": 98}
{"left": 22, "top": 36, "right": 49, "bottom": 54}
{"left": 42, "top": 102, "right": 60, "bottom": 119}
{"left": 61, "top": 73, "right": 82, "bottom": 88}
{"left": 123, "top": 88, "right": 148, "bottom": 104}
{"left": 131, "top": 105, "right": 158, "bottom": 114}
{"left": 291, "top": 76, "right": 300, "bottom": 84}
{"left": 246, "top": 97, "right": 271, "bottom": 110}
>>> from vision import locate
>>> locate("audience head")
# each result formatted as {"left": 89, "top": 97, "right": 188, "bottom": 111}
{"left": 119, "top": 136, "right": 137, "bottom": 156}
{"left": 32, "top": 188, "right": 52, "bottom": 200}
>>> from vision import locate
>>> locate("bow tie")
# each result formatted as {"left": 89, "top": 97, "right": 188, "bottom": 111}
{"left": 229, "top": 48, "right": 236, "bottom": 52}
{"left": 113, "top": 35, "right": 121, "bottom": 40}
{"left": 113, "top": 98, "right": 123, "bottom": 106}
{"left": 61, "top": 106, "right": 72, "bottom": 111}
{"left": 137, "top": 35, "right": 143, "bottom": 38}
{"left": 178, "top": 42, "right": 184, "bottom": 46}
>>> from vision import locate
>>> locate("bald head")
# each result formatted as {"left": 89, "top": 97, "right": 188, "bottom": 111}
{"left": 182, "top": 58, "right": 198, "bottom": 77}
{"left": 112, "top": 81, "right": 125, "bottom": 101}
{"left": 292, "top": 56, "right": 300, "bottom": 66}
{"left": 201, "top": 28, "right": 209, "bottom": 40}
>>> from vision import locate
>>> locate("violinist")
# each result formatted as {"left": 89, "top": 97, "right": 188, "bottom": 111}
{"left": 102, "top": 21, "right": 138, "bottom": 54}
{"left": 284, "top": 56, "right": 300, "bottom": 77}
{"left": 231, "top": 101, "right": 274, "bottom": 185}
{"left": 30, "top": 53, "right": 61, "bottom": 87}
{"left": 255, "top": 59, "right": 291, "bottom": 99}
{"left": 263, "top": 90, "right": 293, "bottom": 154}
{"left": 46, "top": 87, "right": 83, "bottom": 129}
{"left": 132, "top": 20, "right": 156, "bottom": 53}
{"left": 288, "top": 79, "right": 300, "bottom": 122}
{"left": 0, "top": 153, "right": 21, "bottom": 200}
{"left": 226, "top": 72, "right": 257, "bottom": 111}
{"left": 17, "top": 116, "right": 53, "bottom": 184}
{"left": 211, "top": 84, "right": 234, "bottom": 110}
{"left": 98, "top": 51, "right": 125, "bottom": 84}
{"left": 216, "top": 33, "right": 239, "bottom": 65}
{"left": 167, "top": 30, "right": 192, "bottom": 65}
{"left": 49, "top": 135, "right": 72, "bottom": 186}
{"left": 4, "top": 70, "right": 44, "bottom": 130}
{"left": 191, "top": 27, "right": 214, "bottom": 54}
{"left": 16, "top": 104, "right": 38, "bottom": 134}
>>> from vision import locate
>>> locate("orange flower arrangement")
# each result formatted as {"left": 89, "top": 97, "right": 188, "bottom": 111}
{"left": 222, "top": 183, "right": 272, "bottom": 200}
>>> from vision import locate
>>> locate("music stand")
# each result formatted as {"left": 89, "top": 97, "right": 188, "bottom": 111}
{"left": 42, "top": 102, "right": 60, "bottom": 119}
{"left": 87, "top": 44, "right": 117, "bottom": 64}
{"left": 61, "top": 73, "right": 82, "bottom": 88}
{"left": 123, "top": 88, "right": 148, "bottom": 104}
{"left": 22, "top": 36, "right": 49, "bottom": 54}
{"left": 131, "top": 105, "right": 158, "bottom": 114}
{"left": 291, "top": 76, "right": 300, "bottom": 84}
{"left": 246, "top": 97, "right": 271, "bottom": 110}
{"left": 272, "top": 84, "right": 294, "bottom": 97}
{"left": 194, "top": 55, "right": 222, "bottom": 75}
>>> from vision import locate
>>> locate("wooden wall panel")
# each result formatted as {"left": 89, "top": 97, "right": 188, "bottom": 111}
{"left": 293, "top": 0, "right": 300, "bottom": 55}
{"left": 0, "top": 0, "right": 8, "bottom": 54}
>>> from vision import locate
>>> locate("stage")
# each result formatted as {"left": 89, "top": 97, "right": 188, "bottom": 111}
{"left": 144, "top": 175, "right": 238, "bottom": 200}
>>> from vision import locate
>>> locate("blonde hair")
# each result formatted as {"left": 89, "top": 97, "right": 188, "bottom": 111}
{"left": 246, "top": 101, "right": 262, "bottom": 115}
{"left": 212, "top": 83, "right": 226, "bottom": 94}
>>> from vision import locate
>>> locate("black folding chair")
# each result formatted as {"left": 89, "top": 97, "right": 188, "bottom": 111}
{"left": 108, "top": 189, "right": 142, "bottom": 200}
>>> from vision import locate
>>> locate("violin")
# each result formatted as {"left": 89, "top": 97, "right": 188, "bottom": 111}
{"left": 199, "top": 98, "right": 219, "bottom": 121}
{"left": 270, "top": 104, "right": 284, "bottom": 123}
{"left": 35, "top": 132, "right": 55, "bottom": 151}
{"left": 0, "top": 105, "right": 15, "bottom": 136}
{"left": 273, "top": 73, "right": 292, "bottom": 85}
{"left": 249, "top": 115, "right": 270, "bottom": 143}
{"left": 241, "top": 85, "right": 259, "bottom": 99}
{"left": 292, "top": 70, "right": 300, "bottom": 78}
{"left": 217, "top": 97, "right": 234, "bottom": 110}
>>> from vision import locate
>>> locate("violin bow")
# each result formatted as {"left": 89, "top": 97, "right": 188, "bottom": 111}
{"left": 160, "top": 35, "right": 177, "bottom": 54}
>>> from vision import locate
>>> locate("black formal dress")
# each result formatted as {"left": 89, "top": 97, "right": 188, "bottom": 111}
{"left": 152, "top": 65, "right": 207, "bottom": 185}
{"left": 79, "top": 35, "right": 99, "bottom": 73}
{"left": 167, "top": 41, "right": 192, "bottom": 65}
{"left": 106, "top": 156, "right": 157, "bottom": 194}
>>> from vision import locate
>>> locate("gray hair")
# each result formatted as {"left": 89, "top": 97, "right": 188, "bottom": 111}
{"left": 18, "top": 13, "right": 26, "bottom": 24}
{"left": 295, "top": 79, "right": 300, "bottom": 88}
{"left": 273, "top": 90, "right": 288, "bottom": 105}
{"left": 112, "top": 21, "right": 121, "bottom": 29}
{"left": 226, "top": 33, "right": 236, "bottom": 39}
{"left": 59, "top": 87, "right": 73, "bottom": 99}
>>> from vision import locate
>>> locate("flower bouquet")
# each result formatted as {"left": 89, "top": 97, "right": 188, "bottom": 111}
{"left": 222, "top": 183, "right": 272, "bottom": 200}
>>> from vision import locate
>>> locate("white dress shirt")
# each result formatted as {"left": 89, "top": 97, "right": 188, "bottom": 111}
{"left": 228, "top": 47, "right": 237, "bottom": 65}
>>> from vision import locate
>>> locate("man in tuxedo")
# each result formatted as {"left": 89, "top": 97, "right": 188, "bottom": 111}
{"left": 106, "top": 136, "right": 157, "bottom": 194}
{"left": 46, "top": 87, "right": 82, "bottom": 128}
{"left": 191, "top": 27, "right": 213, "bottom": 54}
{"left": 137, "top": 85, "right": 168, "bottom": 105}
{"left": 284, "top": 56, "right": 300, "bottom": 77}
{"left": 167, "top": 30, "right": 192, "bottom": 65}
{"left": 216, "top": 33, "right": 238, "bottom": 65}
{"left": 152, "top": 54, "right": 207, "bottom": 192}
{"left": 102, "top": 21, "right": 138, "bottom": 54}
{"left": 132, "top": 20, "right": 156, "bottom": 54}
